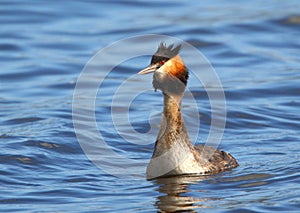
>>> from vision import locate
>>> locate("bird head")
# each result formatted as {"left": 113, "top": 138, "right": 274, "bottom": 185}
{"left": 138, "top": 42, "right": 188, "bottom": 95}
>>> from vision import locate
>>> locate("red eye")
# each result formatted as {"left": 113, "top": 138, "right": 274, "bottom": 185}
{"left": 160, "top": 61, "right": 165, "bottom": 65}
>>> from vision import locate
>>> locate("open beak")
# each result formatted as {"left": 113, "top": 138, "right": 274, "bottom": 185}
{"left": 138, "top": 63, "right": 159, "bottom": 75}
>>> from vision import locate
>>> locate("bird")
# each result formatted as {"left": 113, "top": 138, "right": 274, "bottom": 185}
{"left": 138, "top": 42, "right": 238, "bottom": 180}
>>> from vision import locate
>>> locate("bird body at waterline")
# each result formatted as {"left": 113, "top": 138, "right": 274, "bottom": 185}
{"left": 138, "top": 43, "right": 238, "bottom": 180}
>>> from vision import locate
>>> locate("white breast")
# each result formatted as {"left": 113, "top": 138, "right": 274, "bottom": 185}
{"left": 146, "top": 143, "right": 205, "bottom": 179}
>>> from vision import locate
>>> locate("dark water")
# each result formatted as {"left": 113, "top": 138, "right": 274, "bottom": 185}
{"left": 1, "top": 1, "right": 300, "bottom": 212}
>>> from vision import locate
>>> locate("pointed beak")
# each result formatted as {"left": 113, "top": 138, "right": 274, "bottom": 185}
{"left": 138, "top": 63, "right": 159, "bottom": 75}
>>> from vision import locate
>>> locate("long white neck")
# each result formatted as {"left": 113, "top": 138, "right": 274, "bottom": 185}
{"left": 163, "top": 93, "right": 182, "bottom": 128}
{"left": 152, "top": 93, "right": 191, "bottom": 157}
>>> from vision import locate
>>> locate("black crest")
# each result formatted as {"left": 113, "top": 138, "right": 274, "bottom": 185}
{"left": 154, "top": 42, "right": 181, "bottom": 58}
{"left": 151, "top": 42, "right": 181, "bottom": 64}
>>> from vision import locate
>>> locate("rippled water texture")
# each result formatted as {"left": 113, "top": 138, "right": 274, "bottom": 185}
{"left": 1, "top": 1, "right": 300, "bottom": 212}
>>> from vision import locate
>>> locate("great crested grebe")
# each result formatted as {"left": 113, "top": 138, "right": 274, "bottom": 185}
{"left": 138, "top": 43, "right": 238, "bottom": 179}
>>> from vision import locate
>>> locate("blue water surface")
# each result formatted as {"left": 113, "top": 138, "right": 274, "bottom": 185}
{"left": 1, "top": 1, "right": 300, "bottom": 212}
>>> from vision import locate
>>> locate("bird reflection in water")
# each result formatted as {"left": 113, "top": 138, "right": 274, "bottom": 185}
{"left": 153, "top": 175, "right": 217, "bottom": 212}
